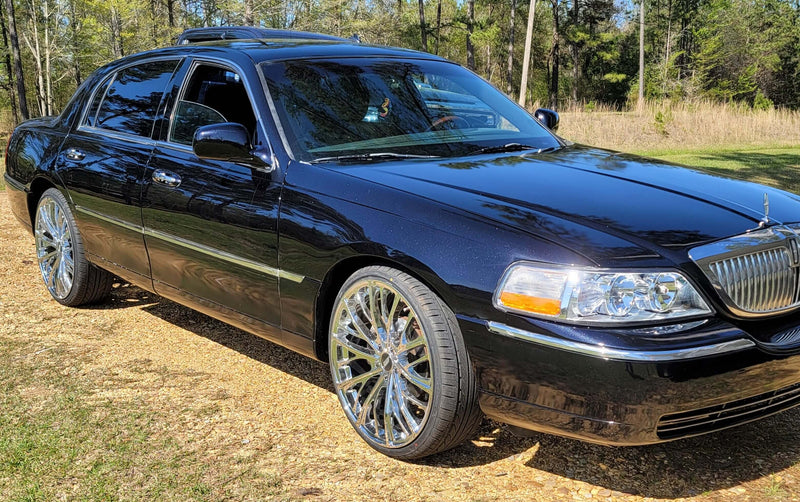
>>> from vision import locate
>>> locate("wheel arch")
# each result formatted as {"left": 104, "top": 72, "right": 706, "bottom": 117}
{"left": 27, "top": 176, "right": 60, "bottom": 227}
{"left": 312, "top": 253, "right": 454, "bottom": 362}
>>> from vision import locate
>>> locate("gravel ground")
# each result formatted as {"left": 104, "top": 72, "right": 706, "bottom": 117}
{"left": 2, "top": 190, "right": 800, "bottom": 501}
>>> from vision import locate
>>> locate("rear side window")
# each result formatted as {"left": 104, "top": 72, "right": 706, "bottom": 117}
{"left": 85, "top": 77, "right": 112, "bottom": 128}
{"left": 94, "top": 60, "right": 179, "bottom": 137}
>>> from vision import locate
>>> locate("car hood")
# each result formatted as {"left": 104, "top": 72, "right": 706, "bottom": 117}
{"left": 339, "top": 144, "right": 800, "bottom": 265}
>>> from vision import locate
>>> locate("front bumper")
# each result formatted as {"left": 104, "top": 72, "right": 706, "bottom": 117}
{"left": 459, "top": 314, "right": 800, "bottom": 445}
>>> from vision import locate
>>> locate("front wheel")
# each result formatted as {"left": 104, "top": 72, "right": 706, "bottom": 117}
{"left": 34, "top": 188, "right": 113, "bottom": 306}
{"left": 328, "top": 266, "right": 481, "bottom": 459}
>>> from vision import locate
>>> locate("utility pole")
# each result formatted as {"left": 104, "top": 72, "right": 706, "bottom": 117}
{"left": 638, "top": 0, "right": 645, "bottom": 108}
{"left": 518, "top": 0, "right": 537, "bottom": 107}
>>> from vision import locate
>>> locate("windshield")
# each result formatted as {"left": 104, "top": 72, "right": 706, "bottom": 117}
{"left": 260, "top": 58, "right": 561, "bottom": 162}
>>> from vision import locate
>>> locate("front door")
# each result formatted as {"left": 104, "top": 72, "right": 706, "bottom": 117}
{"left": 141, "top": 60, "right": 283, "bottom": 330}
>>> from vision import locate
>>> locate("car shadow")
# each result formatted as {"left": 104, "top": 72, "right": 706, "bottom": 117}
{"left": 86, "top": 282, "right": 161, "bottom": 310}
{"left": 433, "top": 407, "right": 800, "bottom": 498}
{"left": 103, "top": 283, "right": 800, "bottom": 497}
{"left": 525, "top": 415, "right": 800, "bottom": 498}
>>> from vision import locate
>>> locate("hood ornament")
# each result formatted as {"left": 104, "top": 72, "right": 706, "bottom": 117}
{"left": 759, "top": 192, "right": 770, "bottom": 228}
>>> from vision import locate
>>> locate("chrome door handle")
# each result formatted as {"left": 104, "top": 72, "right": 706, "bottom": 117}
{"left": 152, "top": 169, "right": 181, "bottom": 188}
{"left": 65, "top": 148, "right": 85, "bottom": 161}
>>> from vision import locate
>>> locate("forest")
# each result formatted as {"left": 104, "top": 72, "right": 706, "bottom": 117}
{"left": 0, "top": 0, "right": 799, "bottom": 124}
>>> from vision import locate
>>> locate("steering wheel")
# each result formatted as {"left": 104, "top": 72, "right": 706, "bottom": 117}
{"left": 426, "top": 115, "right": 471, "bottom": 132}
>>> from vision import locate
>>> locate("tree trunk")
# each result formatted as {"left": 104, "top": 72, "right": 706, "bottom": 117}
{"left": 4, "top": 0, "right": 28, "bottom": 119}
{"left": 166, "top": 0, "right": 175, "bottom": 27}
{"left": 418, "top": 0, "right": 427, "bottom": 51}
{"left": 506, "top": 0, "right": 516, "bottom": 95}
{"left": 111, "top": 6, "right": 123, "bottom": 57}
{"left": 518, "top": 0, "right": 536, "bottom": 106}
{"left": 0, "top": 0, "right": 18, "bottom": 123}
{"left": 25, "top": 0, "right": 47, "bottom": 117}
{"left": 663, "top": 0, "right": 672, "bottom": 96}
{"left": 466, "top": 0, "right": 475, "bottom": 70}
{"left": 434, "top": 0, "right": 441, "bottom": 55}
{"left": 570, "top": 0, "right": 579, "bottom": 104}
{"left": 43, "top": 0, "right": 53, "bottom": 115}
{"left": 638, "top": 0, "right": 644, "bottom": 106}
{"left": 69, "top": 0, "right": 82, "bottom": 87}
{"left": 245, "top": 0, "right": 254, "bottom": 25}
{"left": 548, "top": 0, "right": 559, "bottom": 109}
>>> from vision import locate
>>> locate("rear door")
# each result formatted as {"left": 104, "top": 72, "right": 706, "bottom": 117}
{"left": 141, "top": 58, "right": 284, "bottom": 330}
{"left": 59, "top": 58, "right": 181, "bottom": 288}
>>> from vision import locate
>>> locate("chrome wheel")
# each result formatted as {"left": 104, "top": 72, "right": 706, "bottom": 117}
{"left": 35, "top": 197, "right": 75, "bottom": 300}
{"left": 330, "top": 279, "right": 433, "bottom": 448}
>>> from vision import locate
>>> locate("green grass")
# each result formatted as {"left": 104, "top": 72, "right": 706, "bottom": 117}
{"left": 0, "top": 336, "right": 284, "bottom": 501}
{"left": 636, "top": 145, "right": 800, "bottom": 194}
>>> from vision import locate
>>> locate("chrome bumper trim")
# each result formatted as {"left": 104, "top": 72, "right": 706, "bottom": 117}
{"left": 486, "top": 321, "right": 756, "bottom": 362}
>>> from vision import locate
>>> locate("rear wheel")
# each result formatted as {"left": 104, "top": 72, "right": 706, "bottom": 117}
{"left": 34, "top": 188, "right": 113, "bottom": 306}
{"left": 328, "top": 266, "right": 481, "bottom": 459}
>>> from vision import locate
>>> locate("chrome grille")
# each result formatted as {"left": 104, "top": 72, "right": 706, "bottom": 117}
{"left": 708, "top": 248, "right": 800, "bottom": 313}
{"left": 689, "top": 224, "right": 800, "bottom": 317}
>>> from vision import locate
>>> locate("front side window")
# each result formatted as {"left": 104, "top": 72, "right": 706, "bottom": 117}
{"left": 261, "top": 58, "right": 560, "bottom": 161}
{"left": 168, "top": 64, "right": 256, "bottom": 145}
{"left": 94, "top": 59, "right": 179, "bottom": 137}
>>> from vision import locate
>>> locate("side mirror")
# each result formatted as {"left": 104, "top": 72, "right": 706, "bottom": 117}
{"left": 193, "top": 122, "right": 264, "bottom": 165}
{"left": 534, "top": 108, "right": 560, "bottom": 132}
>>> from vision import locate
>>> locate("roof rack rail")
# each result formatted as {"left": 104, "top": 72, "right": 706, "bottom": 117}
{"left": 175, "top": 26, "right": 347, "bottom": 45}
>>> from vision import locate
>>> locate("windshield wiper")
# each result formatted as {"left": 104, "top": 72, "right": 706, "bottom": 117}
{"left": 310, "top": 152, "right": 441, "bottom": 164}
{"left": 467, "top": 143, "right": 560, "bottom": 156}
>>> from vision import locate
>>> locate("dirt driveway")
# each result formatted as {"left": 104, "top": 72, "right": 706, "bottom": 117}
{"left": 1, "top": 191, "right": 799, "bottom": 501}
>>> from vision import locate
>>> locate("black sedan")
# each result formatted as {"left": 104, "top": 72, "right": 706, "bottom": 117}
{"left": 6, "top": 34, "right": 800, "bottom": 460}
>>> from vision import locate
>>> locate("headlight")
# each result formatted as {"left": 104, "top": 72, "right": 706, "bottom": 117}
{"left": 494, "top": 263, "right": 712, "bottom": 325}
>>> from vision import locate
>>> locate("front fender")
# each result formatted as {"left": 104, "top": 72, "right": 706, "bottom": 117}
{"left": 277, "top": 161, "right": 584, "bottom": 358}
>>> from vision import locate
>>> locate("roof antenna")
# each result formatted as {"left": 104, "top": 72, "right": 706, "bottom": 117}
{"left": 349, "top": 33, "right": 361, "bottom": 43}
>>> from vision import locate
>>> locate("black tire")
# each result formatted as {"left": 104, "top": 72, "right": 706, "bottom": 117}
{"left": 328, "top": 265, "right": 481, "bottom": 459}
{"left": 34, "top": 188, "right": 114, "bottom": 306}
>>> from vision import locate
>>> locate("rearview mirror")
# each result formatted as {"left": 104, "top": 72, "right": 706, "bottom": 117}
{"left": 534, "top": 108, "right": 560, "bottom": 132}
{"left": 193, "top": 123, "right": 267, "bottom": 167}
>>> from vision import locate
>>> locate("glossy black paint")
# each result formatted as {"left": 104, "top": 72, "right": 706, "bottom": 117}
{"left": 464, "top": 315, "right": 800, "bottom": 444}
{"left": 534, "top": 107, "right": 560, "bottom": 131}
{"left": 7, "top": 38, "right": 800, "bottom": 447}
{"left": 192, "top": 122, "right": 258, "bottom": 163}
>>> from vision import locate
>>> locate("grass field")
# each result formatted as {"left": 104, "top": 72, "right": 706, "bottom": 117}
{"left": 643, "top": 146, "right": 800, "bottom": 194}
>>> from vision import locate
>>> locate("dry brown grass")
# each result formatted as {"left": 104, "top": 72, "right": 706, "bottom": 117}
{"left": 553, "top": 100, "right": 800, "bottom": 153}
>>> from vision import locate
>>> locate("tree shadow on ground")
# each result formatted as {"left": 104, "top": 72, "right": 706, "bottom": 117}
{"left": 111, "top": 283, "right": 800, "bottom": 498}
{"left": 684, "top": 151, "right": 800, "bottom": 195}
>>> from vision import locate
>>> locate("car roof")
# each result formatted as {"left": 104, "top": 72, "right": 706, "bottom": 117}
{"left": 104, "top": 38, "right": 448, "bottom": 72}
